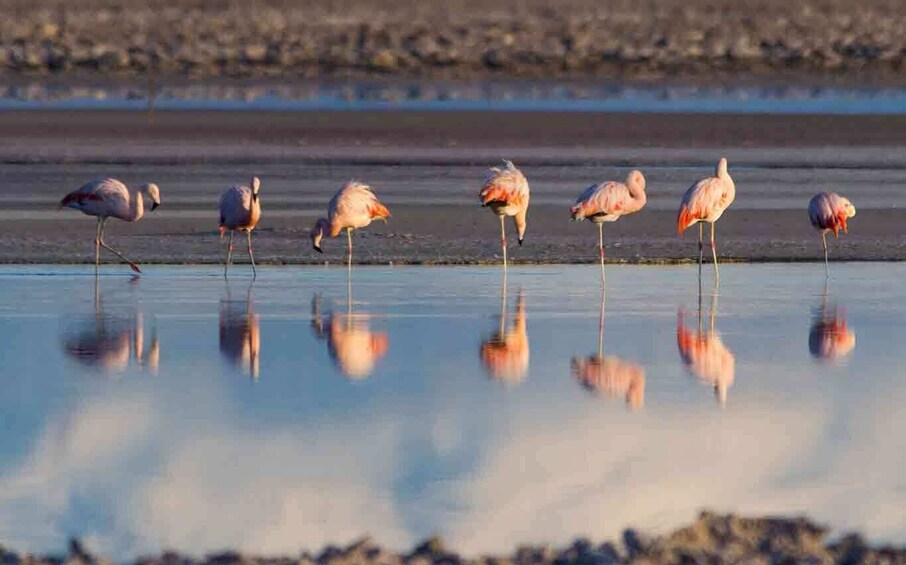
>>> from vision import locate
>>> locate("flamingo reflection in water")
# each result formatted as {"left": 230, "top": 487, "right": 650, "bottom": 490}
{"left": 311, "top": 287, "right": 389, "bottom": 380}
{"left": 677, "top": 283, "right": 735, "bottom": 405}
{"left": 480, "top": 281, "right": 529, "bottom": 384}
{"left": 219, "top": 282, "right": 260, "bottom": 379}
{"left": 809, "top": 281, "right": 856, "bottom": 362}
{"left": 571, "top": 292, "right": 645, "bottom": 409}
{"left": 61, "top": 276, "right": 160, "bottom": 374}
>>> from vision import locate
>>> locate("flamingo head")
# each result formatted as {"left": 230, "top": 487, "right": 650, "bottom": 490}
{"left": 251, "top": 176, "right": 261, "bottom": 202}
{"left": 310, "top": 218, "right": 329, "bottom": 254}
{"left": 840, "top": 197, "right": 856, "bottom": 219}
{"left": 626, "top": 169, "right": 646, "bottom": 191}
{"left": 141, "top": 183, "right": 161, "bottom": 211}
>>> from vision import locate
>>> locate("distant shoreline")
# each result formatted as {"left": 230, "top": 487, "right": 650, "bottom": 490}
{"left": 0, "top": 0, "right": 904, "bottom": 82}
{"left": 1, "top": 512, "right": 903, "bottom": 565}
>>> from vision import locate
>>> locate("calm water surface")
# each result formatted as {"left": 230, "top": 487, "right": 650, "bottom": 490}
{"left": 0, "top": 264, "right": 902, "bottom": 559}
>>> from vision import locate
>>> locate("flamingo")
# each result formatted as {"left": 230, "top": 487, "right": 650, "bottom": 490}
{"left": 60, "top": 178, "right": 162, "bottom": 273}
{"left": 220, "top": 282, "right": 261, "bottom": 379}
{"left": 219, "top": 176, "right": 262, "bottom": 278}
{"left": 311, "top": 294, "right": 389, "bottom": 380}
{"left": 809, "top": 281, "right": 856, "bottom": 361}
{"left": 310, "top": 181, "right": 391, "bottom": 267}
{"left": 808, "top": 192, "right": 856, "bottom": 273}
{"left": 570, "top": 170, "right": 647, "bottom": 285}
{"left": 676, "top": 285, "right": 735, "bottom": 405}
{"left": 61, "top": 277, "right": 160, "bottom": 374}
{"left": 571, "top": 292, "right": 645, "bottom": 409}
{"left": 479, "top": 160, "right": 530, "bottom": 268}
{"left": 480, "top": 286, "right": 529, "bottom": 384}
{"left": 676, "top": 158, "right": 736, "bottom": 280}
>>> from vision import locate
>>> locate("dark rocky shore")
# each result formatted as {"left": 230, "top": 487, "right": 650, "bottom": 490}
{"left": 2, "top": 514, "right": 904, "bottom": 565}
{"left": 0, "top": 0, "right": 904, "bottom": 80}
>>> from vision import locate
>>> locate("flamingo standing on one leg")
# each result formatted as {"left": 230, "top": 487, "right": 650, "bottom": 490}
{"left": 808, "top": 192, "right": 856, "bottom": 275}
{"left": 219, "top": 176, "right": 262, "bottom": 278}
{"left": 479, "top": 160, "right": 530, "bottom": 268}
{"left": 570, "top": 170, "right": 647, "bottom": 285}
{"left": 310, "top": 181, "right": 391, "bottom": 268}
{"left": 676, "top": 158, "right": 736, "bottom": 281}
{"left": 60, "top": 178, "right": 162, "bottom": 273}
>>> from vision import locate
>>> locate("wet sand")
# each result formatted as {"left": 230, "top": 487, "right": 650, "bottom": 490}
{"left": 1, "top": 110, "right": 905, "bottom": 265}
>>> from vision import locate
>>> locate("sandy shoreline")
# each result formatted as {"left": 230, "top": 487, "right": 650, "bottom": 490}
{"left": 1, "top": 109, "right": 905, "bottom": 265}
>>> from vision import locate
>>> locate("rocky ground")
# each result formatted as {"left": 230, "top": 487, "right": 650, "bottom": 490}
{"left": 0, "top": 0, "right": 904, "bottom": 80}
{"left": 1, "top": 513, "right": 904, "bottom": 565}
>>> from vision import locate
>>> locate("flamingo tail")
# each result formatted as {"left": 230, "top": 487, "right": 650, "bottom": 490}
{"left": 677, "top": 206, "right": 695, "bottom": 236}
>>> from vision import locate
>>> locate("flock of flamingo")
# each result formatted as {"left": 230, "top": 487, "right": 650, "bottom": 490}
{"left": 60, "top": 157, "right": 857, "bottom": 279}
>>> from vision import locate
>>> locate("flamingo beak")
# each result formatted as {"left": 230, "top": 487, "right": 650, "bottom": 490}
{"left": 151, "top": 202, "right": 160, "bottom": 211}
{"left": 518, "top": 237, "right": 524, "bottom": 246}
{"left": 314, "top": 244, "right": 323, "bottom": 254}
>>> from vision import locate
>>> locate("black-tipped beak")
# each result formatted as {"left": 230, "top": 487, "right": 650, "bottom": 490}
{"left": 151, "top": 202, "right": 160, "bottom": 211}
{"left": 518, "top": 238, "right": 524, "bottom": 246}
{"left": 314, "top": 245, "right": 323, "bottom": 254}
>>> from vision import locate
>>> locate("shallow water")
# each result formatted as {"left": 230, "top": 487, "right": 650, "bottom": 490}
{"left": 3, "top": 80, "right": 906, "bottom": 114}
{"left": 0, "top": 264, "right": 903, "bottom": 559}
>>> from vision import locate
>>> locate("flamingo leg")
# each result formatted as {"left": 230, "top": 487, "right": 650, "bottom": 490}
{"left": 698, "top": 223, "right": 703, "bottom": 279}
{"left": 711, "top": 222, "right": 719, "bottom": 281}
{"left": 99, "top": 218, "right": 142, "bottom": 274}
{"left": 94, "top": 217, "right": 102, "bottom": 270}
{"left": 598, "top": 222, "right": 605, "bottom": 287}
{"left": 500, "top": 215, "right": 507, "bottom": 269}
{"left": 225, "top": 231, "right": 234, "bottom": 277}
{"left": 822, "top": 231, "right": 829, "bottom": 276}
{"left": 246, "top": 230, "right": 257, "bottom": 278}
{"left": 345, "top": 227, "right": 354, "bottom": 269}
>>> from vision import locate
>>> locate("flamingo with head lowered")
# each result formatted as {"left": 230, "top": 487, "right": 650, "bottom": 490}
{"left": 60, "top": 178, "right": 162, "bottom": 273}
{"left": 219, "top": 176, "right": 262, "bottom": 278}
{"left": 310, "top": 181, "right": 391, "bottom": 267}
{"left": 571, "top": 170, "right": 647, "bottom": 285}
{"left": 677, "top": 158, "right": 736, "bottom": 281}
{"left": 808, "top": 192, "right": 856, "bottom": 273}
{"left": 479, "top": 160, "right": 530, "bottom": 268}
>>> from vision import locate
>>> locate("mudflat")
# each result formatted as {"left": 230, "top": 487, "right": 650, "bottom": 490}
{"left": 1, "top": 109, "right": 905, "bottom": 265}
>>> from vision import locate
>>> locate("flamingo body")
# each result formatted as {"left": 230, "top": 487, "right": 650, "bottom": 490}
{"left": 572, "top": 356, "right": 645, "bottom": 409}
{"left": 310, "top": 181, "right": 391, "bottom": 261}
{"left": 480, "top": 292, "right": 529, "bottom": 383}
{"left": 219, "top": 178, "right": 261, "bottom": 233}
{"left": 571, "top": 170, "right": 647, "bottom": 223}
{"left": 808, "top": 192, "right": 855, "bottom": 237}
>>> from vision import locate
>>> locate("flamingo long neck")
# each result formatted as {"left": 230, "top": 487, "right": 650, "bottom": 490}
{"left": 127, "top": 190, "right": 145, "bottom": 222}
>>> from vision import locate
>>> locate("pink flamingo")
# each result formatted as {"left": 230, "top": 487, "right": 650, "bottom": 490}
{"left": 479, "top": 160, "right": 530, "bottom": 268}
{"left": 310, "top": 181, "right": 391, "bottom": 267}
{"left": 677, "top": 158, "right": 736, "bottom": 280}
{"left": 60, "top": 178, "right": 162, "bottom": 273}
{"left": 808, "top": 192, "right": 856, "bottom": 272}
{"left": 219, "top": 176, "right": 262, "bottom": 277}
{"left": 480, "top": 288, "right": 529, "bottom": 384}
{"left": 676, "top": 289, "right": 735, "bottom": 406}
{"left": 571, "top": 293, "right": 645, "bottom": 409}
{"left": 570, "top": 170, "right": 647, "bottom": 285}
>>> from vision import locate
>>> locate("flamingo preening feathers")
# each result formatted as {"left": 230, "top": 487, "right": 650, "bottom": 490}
{"left": 479, "top": 160, "right": 530, "bottom": 268}
{"left": 808, "top": 192, "right": 856, "bottom": 272}
{"left": 60, "top": 178, "right": 162, "bottom": 273}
